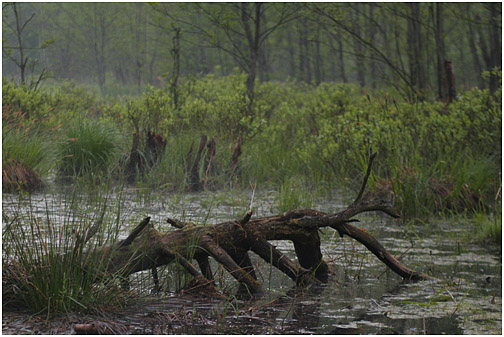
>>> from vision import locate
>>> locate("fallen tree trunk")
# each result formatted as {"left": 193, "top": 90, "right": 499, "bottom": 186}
{"left": 89, "top": 153, "right": 428, "bottom": 295}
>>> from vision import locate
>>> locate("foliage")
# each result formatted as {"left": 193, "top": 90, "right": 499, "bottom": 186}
{"left": 2, "top": 79, "right": 52, "bottom": 120}
{"left": 472, "top": 211, "right": 502, "bottom": 244}
{"left": 2, "top": 104, "right": 60, "bottom": 191}
{"left": 58, "top": 119, "right": 124, "bottom": 178}
{"left": 275, "top": 178, "right": 313, "bottom": 212}
{"left": 2, "top": 73, "right": 501, "bottom": 223}
{"left": 2, "top": 109, "right": 57, "bottom": 176}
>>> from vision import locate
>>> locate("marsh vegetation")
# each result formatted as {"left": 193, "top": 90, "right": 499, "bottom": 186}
{"left": 2, "top": 2, "right": 501, "bottom": 335}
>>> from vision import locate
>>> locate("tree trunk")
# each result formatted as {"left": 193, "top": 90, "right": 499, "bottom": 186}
{"left": 135, "top": 3, "right": 144, "bottom": 90}
{"left": 367, "top": 4, "right": 377, "bottom": 89}
{"left": 241, "top": 3, "right": 261, "bottom": 107}
{"left": 407, "top": 3, "right": 425, "bottom": 97}
{"left": 466, "top": 4, "right": 484, "bottom": 88}
{"left": 351, "top": 4, "right": 366, "bottom": 88}
{"left": 228, "top": 135, "right": 242, "bottom": 180}
{"left": 444, "top": 60, "right": 456, "bottom": 104}
{"left": 258, "top": 10, "right": 270, "bottom": 82}
{"left": 432, "top": 3, "right": 446, "bottom": 101}
{"left": 82, "top": 153, "right": 428, "bottom": 297}
{"left": 287, "top": 29, "right": 296, "bottom": 78}
{"left": 488, "top": 3, "right": 501, "bottom": 94}
{"left": 337, "top": 32, "right": 347, "bottom": 83}
{"left": 313, "top": 27, "right": 322, "bottom": 85}
{"left": 473, "top": 4, "right": 502, "bottom": 94}
{"left": 298, "top": 19, "right": 306, "bottom": 82}
{"left": 171, "top": 26, "right": 181, "bottom": 110}
{"left": 12, "top": 3, "right": 28, "bottom": 85}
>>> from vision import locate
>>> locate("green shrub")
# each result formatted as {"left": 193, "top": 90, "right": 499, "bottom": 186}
{"left": 2, "top": 125, "right": 56, "bottom": 178}
{"left": 275, "top": 177, "right": 313, "bottom": 212}
{"left": 2, "top": 79, "right": 52, "bottom": 121}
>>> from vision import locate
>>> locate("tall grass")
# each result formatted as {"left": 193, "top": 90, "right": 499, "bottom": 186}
{"left": 59, "top": 118, "right": 124, "bottom": 178}
{"left": 2, "top": 189, "right": 133, "bottom": 314}
{"left": 2, "top": 126, "right": 57, "bottom": 185}
{"left": 275, "top": 178, "right": 314, "bottom": 212}
{"left": 2, "top": 107, "right": 58, "bottom": 191}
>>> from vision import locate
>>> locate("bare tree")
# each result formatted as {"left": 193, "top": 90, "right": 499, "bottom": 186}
{"left": 407, "top": 3, "right": 425, "bottom": 95}
{"left": 431, "top": 3, "right": 446, "bottom": 101}
{"left": 2, "top": 2, "right": 52, "bottom": 90}
{"left": 152, "top": 3, "right": 300, "bottom": 107}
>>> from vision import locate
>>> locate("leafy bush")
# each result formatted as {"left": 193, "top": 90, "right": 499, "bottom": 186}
{"left": 2, "top": 79, "right": 52, "bottom": 120}
{"left": 3, "top": 74, "right": 501, "bottom": 220}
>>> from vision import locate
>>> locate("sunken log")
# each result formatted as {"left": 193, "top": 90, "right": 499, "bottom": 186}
{"left": 85, "top": 153, "right": 428, "bottom": 296}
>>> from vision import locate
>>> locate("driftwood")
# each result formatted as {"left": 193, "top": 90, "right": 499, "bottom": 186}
{"left": 89, "top": 153, "right": 427, "bottom": 296}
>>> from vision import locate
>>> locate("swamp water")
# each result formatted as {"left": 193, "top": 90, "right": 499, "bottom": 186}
{"left": 2, "top": 189, "right": 502, "bottom": 334}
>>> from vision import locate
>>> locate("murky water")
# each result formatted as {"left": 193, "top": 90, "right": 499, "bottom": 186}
{"left": 2, "top": 188, "right": 502, "bottom": 334}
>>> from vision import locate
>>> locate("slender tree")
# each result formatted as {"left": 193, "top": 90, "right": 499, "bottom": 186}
{"left": 431, "top": 3, "right": 446, "bottom": 100}
{"left": 407, "top": 3, "right": 425, "bottom": 96}
{"left": 2, "top": 2, "right": 53, "bottom": 89}
{"left": 152, "top": 3, "right": 300, "bottom": 106}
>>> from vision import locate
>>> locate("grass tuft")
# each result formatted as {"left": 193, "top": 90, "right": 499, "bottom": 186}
{"left": 2, "top": 190, "right": 134, "bottom": 315}
{"left": 59, "top": 119, "right": 124, "bottom": 178}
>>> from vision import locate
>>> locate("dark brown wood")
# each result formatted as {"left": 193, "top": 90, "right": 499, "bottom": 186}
{"left": 118, "top": 217, "right": 151, "bottom": 248}
{"left": 188, "top": 135, "right": 207, "bottom": 191}
{"left": 229, "top": 136, "right": 242, "bottom": 179}
{"left": 203, "top": 136, "right": 217, "bottom": 189}
{"left": 126, "top": 131, "right": 166, "bottom": 182}
{"left": 184, "top": 141, "right": 194, "bottom": 175}
{"left": 83, "top": 153, "right": 428, "bottom": 296}
{"left": 444, "top": 60, "right": 457, "bottom": 104}
{"left": 249, "top": 235, "right": 315, "bottom": 286}
{"left": 196, "top": 255, "right": 214, "bottom": 281}
{"left": 293, "top": 238, "right": 329, "bottom": 283}
{"left": 333, "top": 222, "right": 425, "bottom": 281}
{"left": 146, "top": 130, "right": 167, "bottom": 167}
{"left": 200, "top": 235, "right": 261, "bottom": 292}
{"left": 126, "top": 132, "right": 142, "bottom": 182}
{"left": 73, "top": 322, "right": 129, "bottom": 335}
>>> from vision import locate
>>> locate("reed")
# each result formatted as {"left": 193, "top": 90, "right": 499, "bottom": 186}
{"left": 2, "top": 189, "right": 134, "bottom": 314}
{"left": 2, "top": 110, "right": 58, "bottom": 192}
{"left": 59, "top": 118, "right": 124, "bottom": 178}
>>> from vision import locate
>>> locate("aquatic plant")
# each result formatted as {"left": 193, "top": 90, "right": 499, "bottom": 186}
{"left": 2, "top": 107, "right": 58, "bottom": 192}
{"left": 2, "top": 190, "right": 135, "bottom": 314}
{"left": 59, "top": 118, "right": 124, "bottom": 178}
{"left": 275, "top": 177, "right": 313, "bottom": 212}
{"left": 3, "top": 76, "right": 501, "bottom": 222}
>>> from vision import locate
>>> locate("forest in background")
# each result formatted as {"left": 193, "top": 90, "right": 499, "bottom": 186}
{"left": 2, "top": 2, "right": 502, "bottom": 237}
{"left": 2, "top": 2, "right": 502, "bottom": 99}
{"left": 2, "top": 2, "right": 502, "bottom": 319}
